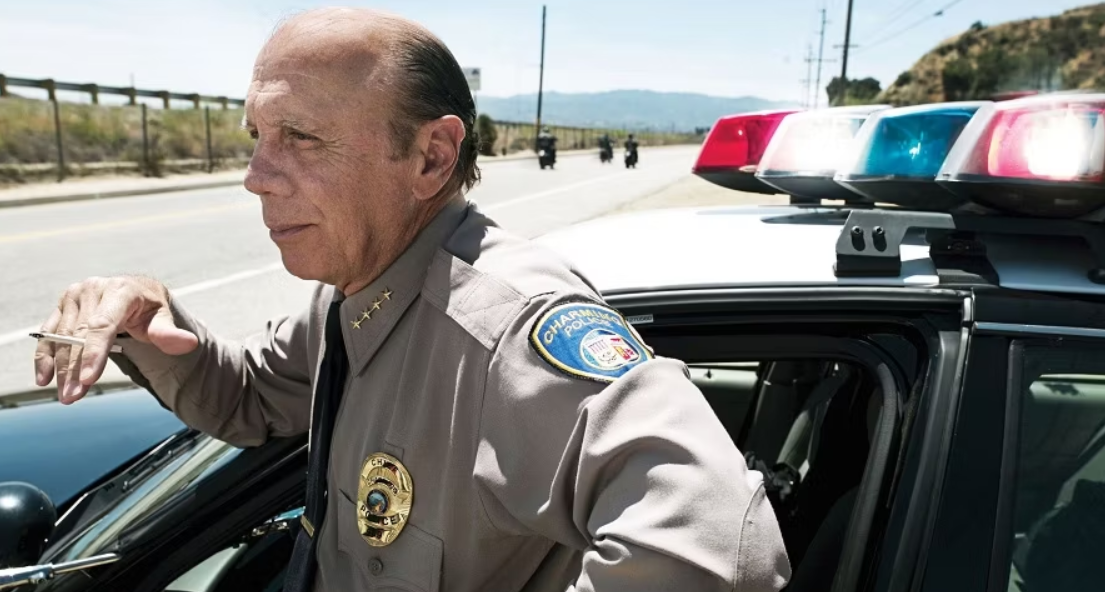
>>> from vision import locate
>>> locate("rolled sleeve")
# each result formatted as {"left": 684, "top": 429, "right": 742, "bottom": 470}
{"left": 473, "top": 295, "right": 791, "bottom": 591}
{"left": 109, "top": 292, "right": 316, "bottom": 447}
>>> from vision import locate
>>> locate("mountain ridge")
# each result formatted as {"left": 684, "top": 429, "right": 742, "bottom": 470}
{"left": 880, "top": 3, "right": 1105, "bottom": 104}
{"left": 475, "top": 89, "right": 796, "bottom": 131}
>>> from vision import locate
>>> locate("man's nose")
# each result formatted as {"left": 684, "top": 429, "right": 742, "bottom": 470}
{"left": 244, "top": 143, "right": 290, "bottom": 197}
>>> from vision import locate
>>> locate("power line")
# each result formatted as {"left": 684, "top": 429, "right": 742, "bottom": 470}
{"left": 858, "top": 0, "right": 965, "bottom": 53}
{"left": 871, "top": 0, "right": 934, "bottom": 35}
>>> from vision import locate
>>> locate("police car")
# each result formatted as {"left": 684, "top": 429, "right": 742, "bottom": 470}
{"left": 3, "top": 93, "right": 1104, "bottom": 592}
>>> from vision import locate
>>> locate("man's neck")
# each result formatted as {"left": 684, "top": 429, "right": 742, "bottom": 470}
{"left": 338, "top": 193, "right": 464, "bottom": 296}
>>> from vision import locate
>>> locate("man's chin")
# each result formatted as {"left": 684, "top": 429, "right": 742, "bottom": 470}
{"left": 277, "top": 251, "right": 330, "bottom": 283}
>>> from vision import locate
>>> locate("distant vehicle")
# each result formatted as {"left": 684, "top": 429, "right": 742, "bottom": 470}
{"left": 4, "top": 92, "right": 1105, "bottom": 592}
{"left": 537, "top": 127, "right": 557, "bottom": 170}
{"left": 623, "top": 148, "right": 637, "bottom": 168}
{"left": 599, "top": 144, "right": 613, "bottom": 163}
{"left": 538, "top": 148, "right": 556, "bottom": 169}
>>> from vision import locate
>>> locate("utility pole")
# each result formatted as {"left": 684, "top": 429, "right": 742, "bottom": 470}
{"left": 535, "top": 5, "right": 547, "bottom": 151}
{"left": 814, "top": 8, "right": 830, "bottom": 108}
{"left": 802, "top": 44, "right": 814, "bottom": 108}
{"left": 837, "top": 0, "right": 856, "bottom": 106}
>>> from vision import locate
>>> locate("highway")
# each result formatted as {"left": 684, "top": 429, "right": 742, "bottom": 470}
{"left": 0, "top": 146, "right": 699, "bottom": 395}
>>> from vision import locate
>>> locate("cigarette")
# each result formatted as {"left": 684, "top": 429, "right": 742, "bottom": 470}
{"left": 29, "top": 332, "right": 123, "bottom": 354}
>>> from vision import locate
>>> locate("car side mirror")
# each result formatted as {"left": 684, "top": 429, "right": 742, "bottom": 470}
{"left": 0, "top": 482, "right": 56, "bottom": 569}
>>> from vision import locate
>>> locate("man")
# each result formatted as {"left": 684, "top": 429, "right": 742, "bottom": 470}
{"left": 598, "top": 133, "right": 613, "bottom": 159}
{"left": 33, "top": 8, "right": 790, "bottom": 592}
{"left": 625, "top": 133, "right": 639, "bottom": 156}
{"left": 536, "top": 125, "right": 557, "bottom": 157}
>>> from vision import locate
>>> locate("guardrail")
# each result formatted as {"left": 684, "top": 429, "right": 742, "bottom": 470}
{"left": 0, "top": 74, "right": 241, "bottom": 109}
{"left": 0, "top": 73, "right": 700, "bottom": 184}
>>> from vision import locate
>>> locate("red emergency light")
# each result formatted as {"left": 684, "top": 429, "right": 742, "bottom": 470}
{"left": 692, "top": 109, "right": 801, "bottom": 194}
{"left": 937, "top": 93, "right": 1105, "bottom": 218}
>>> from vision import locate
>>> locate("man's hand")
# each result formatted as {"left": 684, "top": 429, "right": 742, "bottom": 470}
{"left": 34, "top": 276, "right": 199, "bottom": 404}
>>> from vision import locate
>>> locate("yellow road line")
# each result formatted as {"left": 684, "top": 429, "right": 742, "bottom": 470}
{"left": 0, "top": 202, "right": 255, "bottom": 244}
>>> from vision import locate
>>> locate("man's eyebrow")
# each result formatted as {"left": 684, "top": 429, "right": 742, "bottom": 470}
{"left": 240, "top": 116, "right": 321, "bottom": 131}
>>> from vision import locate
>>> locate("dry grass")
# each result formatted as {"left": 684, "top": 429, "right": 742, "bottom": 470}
{"left": 0, "top": 97, "right": 253, "bottom": 168}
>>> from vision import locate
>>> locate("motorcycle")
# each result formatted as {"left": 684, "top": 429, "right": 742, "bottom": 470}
{"left": 538, "top": 149, "right": 556, "bottom": 170}
{"left": 599, "top": 145, "right": 613, "bottom": 163}
{"left": 624, "top": 148, "right": 638, "bottom": 169}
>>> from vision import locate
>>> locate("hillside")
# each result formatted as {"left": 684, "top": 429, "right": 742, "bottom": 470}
{"left": 476, "top": 90, "right": 795, "bottom": 131}
{"left": 880, "top": 3, "right": 1105, "bottom": 105}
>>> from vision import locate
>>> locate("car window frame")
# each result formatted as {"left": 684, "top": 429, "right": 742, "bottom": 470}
{"left": 920, "top": 289, "right": 1105, "bottom": 592}
{"left": 988, "top": 334, "right": 1105, "bottom": 592}
{"left": 617, "top": 288, "right": 965, "bottom": 592}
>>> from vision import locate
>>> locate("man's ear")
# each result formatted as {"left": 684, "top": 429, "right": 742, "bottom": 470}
{"left": 410, "top": 115, "right": 465, "bottom": 202}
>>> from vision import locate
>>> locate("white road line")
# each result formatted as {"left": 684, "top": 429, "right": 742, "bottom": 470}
{"left": 174, "top": 262, "right": 286, "bottom": 296}
{"left": 482, "top": 171, "right": 632, "bottom": 212}
{"left": 0, "top": 262, "right": 286, "bottom": 347}
{"left": 0, "top": 167, "right": 644, "bottom": 347}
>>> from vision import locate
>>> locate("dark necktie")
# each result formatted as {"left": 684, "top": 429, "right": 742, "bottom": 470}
{"left": 284, "top": 300, "right": 349, "bottom": 592}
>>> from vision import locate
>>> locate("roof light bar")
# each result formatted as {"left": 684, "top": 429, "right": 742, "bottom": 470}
{"left": 936, "top": 93, "right": 1105, "bottom": 218}
{"left": 834, "top": 101, "right": 988, "bottom": 210}
{"left": 755, "top": 105, "right": 890, "bottom": 203}
{"left": 692, "top": 109, "right": 801, "bottom": 194}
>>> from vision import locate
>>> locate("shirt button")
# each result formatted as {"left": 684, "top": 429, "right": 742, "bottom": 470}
{"left": 369, "top": 558, "right": 384, "bottom": 576}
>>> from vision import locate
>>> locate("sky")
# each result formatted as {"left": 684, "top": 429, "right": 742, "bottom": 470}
{"left": 0, "top": 0, "right": 1093, "bottom": 106}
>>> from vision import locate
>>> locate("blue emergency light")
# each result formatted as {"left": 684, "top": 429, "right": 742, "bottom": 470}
{"left": 834, "top": 101, "right": 989, "bottom": 209}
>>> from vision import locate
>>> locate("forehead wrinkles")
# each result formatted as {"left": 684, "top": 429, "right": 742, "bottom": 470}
{"left": 261, "top": 10, "right": 397, "bottom": 86}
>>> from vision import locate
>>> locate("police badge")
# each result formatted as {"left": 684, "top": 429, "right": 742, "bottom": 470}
{"left": 356, "top": 453, "right": 414, "bottom": 547}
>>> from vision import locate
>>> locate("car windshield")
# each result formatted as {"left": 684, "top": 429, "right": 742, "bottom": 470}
{"left": 50, "top": 432, "right": 240, "bottom": 563}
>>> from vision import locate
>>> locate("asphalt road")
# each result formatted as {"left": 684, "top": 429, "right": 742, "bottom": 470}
{"left": 0, "top": 146, "right": 699, "bottom": 395}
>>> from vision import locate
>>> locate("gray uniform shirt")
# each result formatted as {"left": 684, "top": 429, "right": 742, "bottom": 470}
{"left": 113, "top": 199, "right": 791, "bottom": 592}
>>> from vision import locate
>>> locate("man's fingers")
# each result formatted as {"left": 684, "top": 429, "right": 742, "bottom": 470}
{"left": 34, "top": 307, "right": 61, "bottom": 387}
{"left": 79, "top": 287, "right": 132, "bottom": 385}
{"left": 146, "top": 307, "right": 199, "bottom": 355}
{"left": 61, "top": 288, "right": 100, "bottom": 403}
{"left": 53, "top": 293, "right": 80, "bottom": 399}
{"left": 62, "top": 343, "right": 87, "bottom": 404}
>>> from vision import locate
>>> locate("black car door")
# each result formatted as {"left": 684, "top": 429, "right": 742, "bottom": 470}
{"left": 920, "top": 290, "right": 1105, "bottom": 592}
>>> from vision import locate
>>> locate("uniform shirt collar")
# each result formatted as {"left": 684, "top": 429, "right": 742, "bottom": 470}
{"left": 338, "top": 197, "right": 470, "bottom": 372}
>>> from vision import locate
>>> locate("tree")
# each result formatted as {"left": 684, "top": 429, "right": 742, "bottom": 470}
{"left": 851, "top": 77, "right": 882, "bottom": 101}
{"left": 825, "top": 76, "right": 882, "bottom": 105}
{"left": 476, "top": 114, "right": 498, "bottom": 157}
{"left": 974, "top": 48, "right": 1015, "bottom": 96}
{"left": 942, "top": 58, "right": 975, "bottom": 101}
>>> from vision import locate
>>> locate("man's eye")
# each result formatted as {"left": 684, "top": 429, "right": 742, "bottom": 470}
{"left": 248, "top": 129, "right": 259, "bottom": 140}
{"left": 289, "top": 130, "right": 316, "bottom": 142}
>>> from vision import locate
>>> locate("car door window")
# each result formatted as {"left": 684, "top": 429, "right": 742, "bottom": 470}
{"left": 164, "top": 507, "right": 302, "bottom": 592}
{"left": 1005, "top": 341, "right": 1105, "bottom": 592}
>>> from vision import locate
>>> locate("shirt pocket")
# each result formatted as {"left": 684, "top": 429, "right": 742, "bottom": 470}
{"left": 336, "top": 488, "right": 443, "bottom": 592}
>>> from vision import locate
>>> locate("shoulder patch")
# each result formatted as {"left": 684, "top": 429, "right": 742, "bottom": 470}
{"left": 529, "top": 301, "right": 653, "bottom": 383}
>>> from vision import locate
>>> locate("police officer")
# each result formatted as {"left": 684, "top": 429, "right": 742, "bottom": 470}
{"left": 32, "top": 8, "right": 790, "bottom": 592}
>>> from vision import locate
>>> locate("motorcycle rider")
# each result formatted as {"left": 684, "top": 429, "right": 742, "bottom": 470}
{"left": 625, "top": 133, "right": 640, "bottom": 166}
{"left": 599, "top": 133, "right": 613, "bottom": 152}
{"left": 537, "top": 126, "right": 558, "bottom": 158}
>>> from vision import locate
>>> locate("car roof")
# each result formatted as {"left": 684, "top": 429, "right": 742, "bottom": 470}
{"left": 534, "top": 206, "right": 1105, "bottom": 297}
{"left": 0, "top": 388, "right": 184, "bottom": 505}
